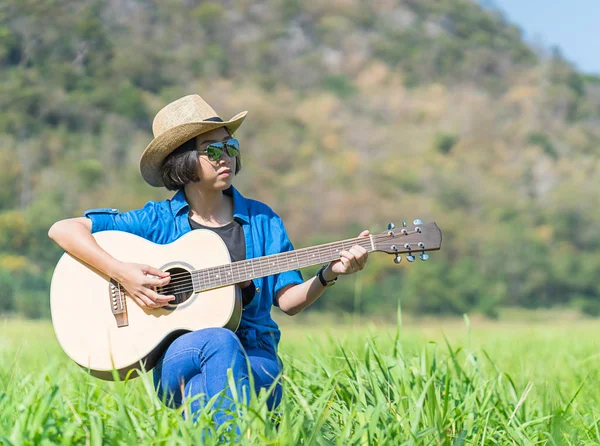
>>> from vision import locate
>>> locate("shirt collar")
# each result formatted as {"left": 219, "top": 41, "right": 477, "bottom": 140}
{"left": 170, "top": 189, "right": 189, "bottom": 216}
{"left": 228, "top": 186, "right": 250, "bottom": 224}
{"left": 169, "top": 186, "right": 250, "bottom": 224}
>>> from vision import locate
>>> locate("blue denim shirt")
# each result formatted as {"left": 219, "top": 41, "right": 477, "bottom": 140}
{"left": 84, "top": 186, "right": 304, "bottom": 352}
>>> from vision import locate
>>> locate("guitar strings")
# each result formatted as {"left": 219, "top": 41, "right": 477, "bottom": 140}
{"left": 158, "top": 237, "right": 374, "bottom": 282}
{"left": 150, "top": 232, "right": 393, "bottom": 286}
{"left": 155, "top": 231, "right": 427, "bottom": 293}
{"left": 117, "top": 230, "right": 429, "bottom": 295}
{"left": 156, "top": 230, "right": 428, "bottom": 292}
{"left": 157, "top": 230, "right": 425, "bottom": 283}
{"left": 161, "top": 234, "right": 379, "bottom": 279}
{"left": 155, "top": 240, "right": 377, "bottom": 296}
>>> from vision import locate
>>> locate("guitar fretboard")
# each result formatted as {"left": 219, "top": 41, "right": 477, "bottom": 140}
{"left": 190, "top": 236, "right": 374, "bottom": 292}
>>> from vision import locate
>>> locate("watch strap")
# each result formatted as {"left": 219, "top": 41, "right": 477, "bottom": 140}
{"left": 317, "top": 264, "right": 338, "bottom": 287}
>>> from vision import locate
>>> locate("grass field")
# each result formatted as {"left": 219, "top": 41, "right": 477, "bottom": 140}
{"left": 1, "top": 311, "right": 600, "bottom": 445}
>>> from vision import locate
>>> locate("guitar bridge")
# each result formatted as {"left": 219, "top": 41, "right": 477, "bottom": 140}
{"left": 109, "top": 279, "right": 129, "bottom": 327}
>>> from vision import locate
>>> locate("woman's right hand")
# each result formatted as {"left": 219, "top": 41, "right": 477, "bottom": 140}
{"left": 48, "top": 218, "right": 175, "bottom": 309}
{"left": 113, "top": 262, "right": 175, "bottom": 309}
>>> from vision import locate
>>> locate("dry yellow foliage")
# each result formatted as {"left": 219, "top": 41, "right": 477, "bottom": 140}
{"left": 294, "top": 94, "right": 341, "bottom": 129}
{"left": 356, "top": 62, "right": 391, "bottom": 91}
{"left": 535, "top": 225, "right": 554, "bottom": 243}
{"left": 0, "top": 255, "right": 29, "bottom": 273}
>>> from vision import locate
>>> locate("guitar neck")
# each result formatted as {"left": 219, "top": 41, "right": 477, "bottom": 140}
{"left": 191, "top": 235, "right": 374, "bottom": 292}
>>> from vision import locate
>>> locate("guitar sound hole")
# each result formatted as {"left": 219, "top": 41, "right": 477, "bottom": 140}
{"left": 158, "top": 267, "right": 193, "bottom": 305}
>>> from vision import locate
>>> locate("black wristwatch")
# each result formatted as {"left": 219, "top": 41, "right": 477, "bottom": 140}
{"left": 317, "top": 264, "right": 338, "bottom": 287}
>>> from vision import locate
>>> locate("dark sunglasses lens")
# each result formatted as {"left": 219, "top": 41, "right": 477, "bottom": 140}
{"left": 225, "top": 138, "right": 240, "bottom": 157}
{"left": 205, "top": 144, "right": 225, "bottom": 161}
{"left": 204, "top": 139, "right": 239, "bottom": 161}
{"left": 226, "top": 138, "right": 239, "bottom": 149}
{"left": 226, "top": 146, "right": 240, "bottom": 157}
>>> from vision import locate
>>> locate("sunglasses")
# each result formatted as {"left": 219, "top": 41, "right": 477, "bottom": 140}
{"left": 198, "top": 138, "right": 240, "bottom": 162}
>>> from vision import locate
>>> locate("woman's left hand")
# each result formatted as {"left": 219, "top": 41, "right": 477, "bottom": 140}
{"left": 327, "top": 230, "right": 370, "bottom": 277}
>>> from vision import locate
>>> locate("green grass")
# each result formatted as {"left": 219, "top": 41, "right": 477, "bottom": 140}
{"left": 1, "top": 312, "right": 600, "bottom": 445}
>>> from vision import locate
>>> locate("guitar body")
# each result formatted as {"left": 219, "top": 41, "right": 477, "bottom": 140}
{"left": 50, "top": 230, "right": 242, "bottom": 380}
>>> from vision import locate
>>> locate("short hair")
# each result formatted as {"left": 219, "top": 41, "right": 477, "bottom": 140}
{"left": 161, "top": 133, "right": 242, "bottom": 191}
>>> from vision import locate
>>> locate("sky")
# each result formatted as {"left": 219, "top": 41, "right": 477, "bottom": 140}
{"left": 481, "top": 0, "right": 600, "bottom": 75}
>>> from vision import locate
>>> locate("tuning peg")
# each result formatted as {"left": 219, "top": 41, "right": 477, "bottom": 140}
{"left": 413, "top": 219, "right": 423, "bottom": 225}
{"left": 420, "top": 253, "right": 429, "bottom": 261}
{"left": 402, "top": 220, "right": 407, "bottom": 227}
{"left": 387, "top": 223, "right": 395, "bottom": 230}
{"left": 394, "top": 254, "right": 402, "bottom": 264}
{"left": 407, "top": 255, "right": 415, "bottom": 262}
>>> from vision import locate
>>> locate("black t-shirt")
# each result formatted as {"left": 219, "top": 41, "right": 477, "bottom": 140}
{"left": 188, "top": 216, "right": 255, "bottom": 306}
{"left": 188, "top": 217, "right": 246, "bottom": 262}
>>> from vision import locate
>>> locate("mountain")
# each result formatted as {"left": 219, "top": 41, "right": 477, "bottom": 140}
{"left": 1, "top": 0, "right": 599, "bottom": 317}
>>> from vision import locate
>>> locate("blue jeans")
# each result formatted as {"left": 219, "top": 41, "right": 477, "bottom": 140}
{"left": 152, "top": 327, "right": 283, "bottom": 426}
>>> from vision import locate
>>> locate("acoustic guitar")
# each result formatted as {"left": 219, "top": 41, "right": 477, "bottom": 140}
{"left": 50, "top": 220, "right": 442, "bottom": 380}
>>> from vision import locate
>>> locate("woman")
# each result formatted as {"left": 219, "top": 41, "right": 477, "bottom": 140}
{"left": 48, "top": 94, "right": 369, "bottom": 427}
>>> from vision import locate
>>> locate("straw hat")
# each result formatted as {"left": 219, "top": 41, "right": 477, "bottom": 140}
{"left": 140, "top": 94, "right": 247, "bottom": 187}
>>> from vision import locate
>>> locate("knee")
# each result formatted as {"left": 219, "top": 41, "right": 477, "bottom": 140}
{"left": 191, "top": 328, "right": 249, "bottom": 381}
{"left": 165, "top": 328, "right": 246, "bottom": 370}
{"left": 169, "top": 327, "right": 241, "bottom": 352}
{"left": 201, "top": 327, "right": 244, "bottom": 353}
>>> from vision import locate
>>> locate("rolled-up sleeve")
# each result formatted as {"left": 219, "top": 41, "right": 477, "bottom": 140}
{"left": 84, "top": 208, "right": 122, "bottom": 233}
{"left": 84, "top": 202, "right": 162, "bottom": 241}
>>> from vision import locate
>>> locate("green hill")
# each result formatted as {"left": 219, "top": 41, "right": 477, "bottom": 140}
{"left": 1, "top": 0, "right": 599, "bottom": 318}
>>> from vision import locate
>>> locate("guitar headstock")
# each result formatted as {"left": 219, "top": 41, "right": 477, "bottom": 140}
{"left": 372, "top": 220, "right": 442, "bottom": 263}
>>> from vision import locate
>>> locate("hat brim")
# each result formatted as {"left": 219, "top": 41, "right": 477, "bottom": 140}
{"left": 140, "top": 111, "right": 247, "bottom": 187}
